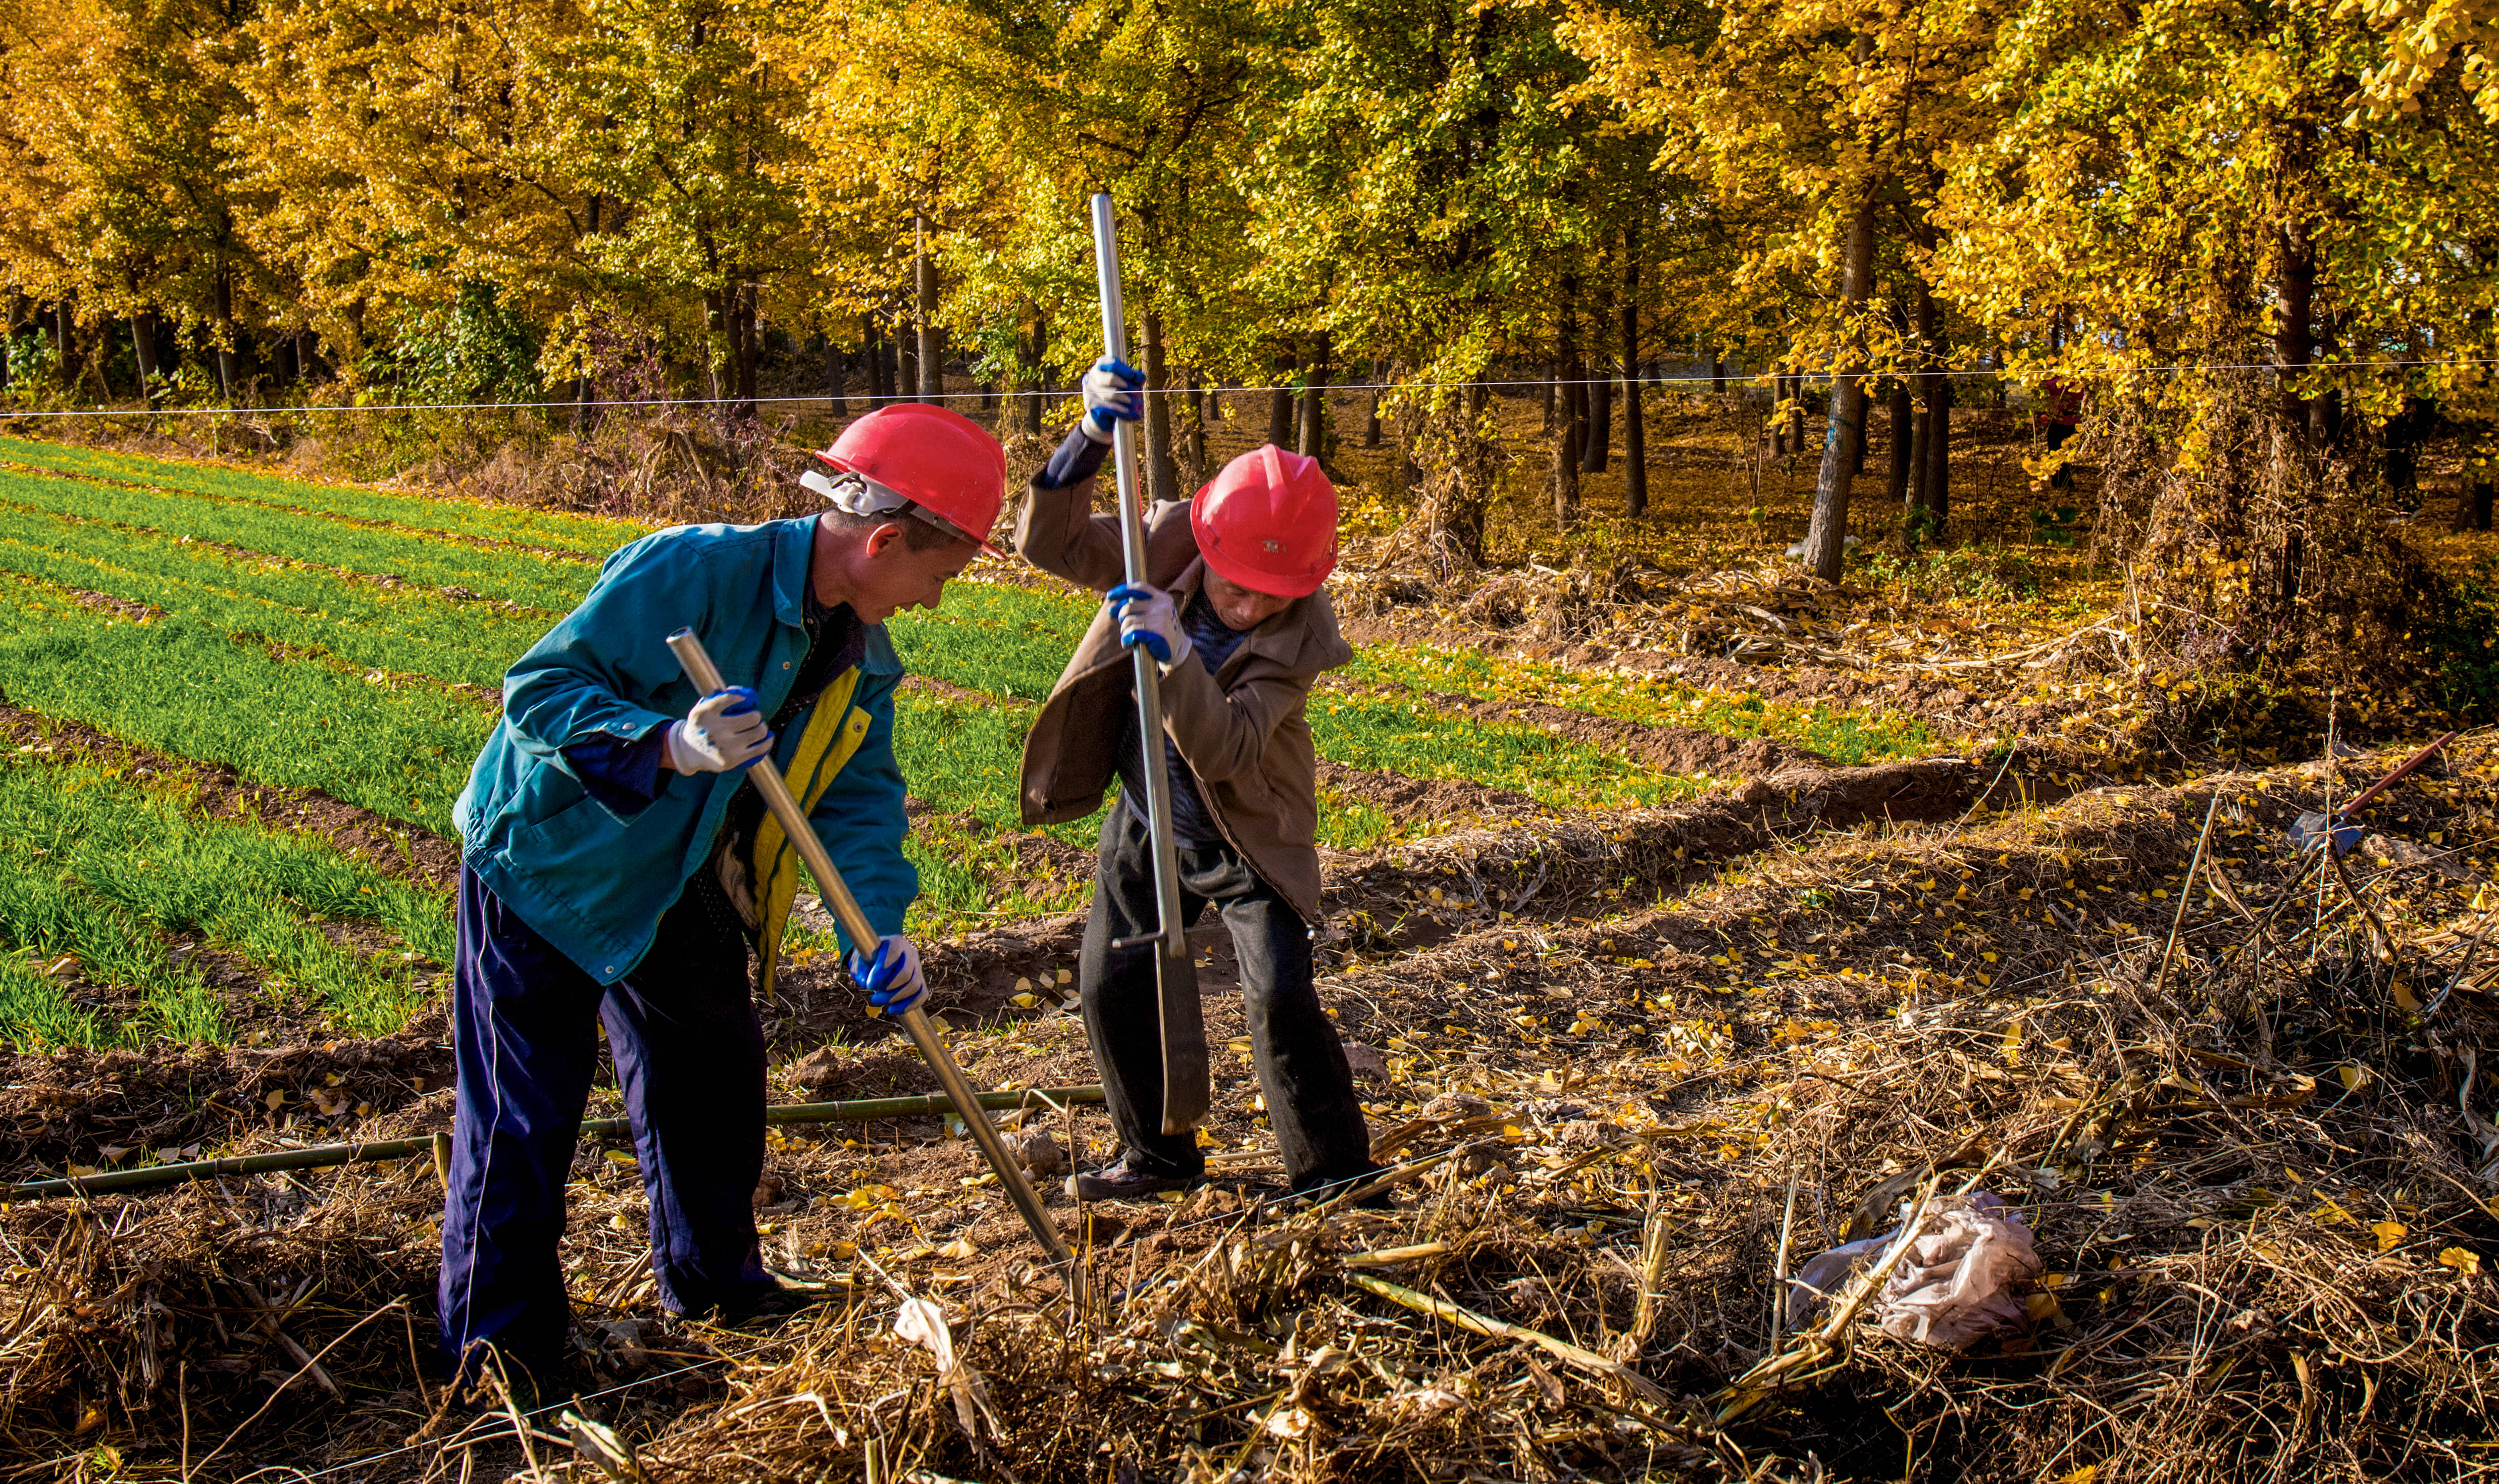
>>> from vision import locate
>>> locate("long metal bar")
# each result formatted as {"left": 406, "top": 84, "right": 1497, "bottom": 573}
{"left": 3, "top": 1088, "right": 1105, "bottom": 1202}
{"left": 1088, "top": 191, "right": 1208, "bottom": 1136}
{"left": 667, "top": 628, "right": 1077, "bottom": 1267}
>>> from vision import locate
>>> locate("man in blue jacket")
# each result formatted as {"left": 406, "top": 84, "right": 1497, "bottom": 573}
{"left": 438, "top": 404, "right": 1006, "bottom": 1387}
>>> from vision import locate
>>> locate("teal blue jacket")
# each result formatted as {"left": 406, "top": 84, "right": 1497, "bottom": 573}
{"left": 454, "top": 517, "right": 914, "bottom": 984}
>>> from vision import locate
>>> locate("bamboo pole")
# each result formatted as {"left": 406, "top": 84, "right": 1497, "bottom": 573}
{"left": 5, "top": 1086, "right": 1103, "bottom": 1201}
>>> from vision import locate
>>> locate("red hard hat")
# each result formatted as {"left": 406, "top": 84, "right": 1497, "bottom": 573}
{"left": 810, "top": 403, "right": 1006, "bottom": 556}
{"left": 1191, "top": 444, "right": 1339, "bottom": 598}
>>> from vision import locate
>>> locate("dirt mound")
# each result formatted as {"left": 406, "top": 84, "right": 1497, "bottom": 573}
{"left": 1415, "top": 688, "right": 1828, "bottom": 776}
{"left": 1318, "top": 760, "right": 1545, "bottom": 823}
{"left": 0, "top": 1012, "right": 450, "bottom": 1176}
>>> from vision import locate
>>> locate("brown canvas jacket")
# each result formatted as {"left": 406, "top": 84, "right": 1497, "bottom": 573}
{"left": 1014, "top": 472, "right": 1352, "bottom": 923}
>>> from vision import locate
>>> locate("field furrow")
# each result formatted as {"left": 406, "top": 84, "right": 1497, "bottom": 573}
{"left": 0, "top": 753, "right": 452, "bottom": 1047}
{"left": 0, "top": 465, "right": 600, "bottom": 607}
{"left": 0, "top": 583, "right": 492, "bottom": 835}
{"left": 0, "top": 515, "right": 552, "bottom": 688}
{"left": 0, "top": 436, "right": 644, "bottom": 557}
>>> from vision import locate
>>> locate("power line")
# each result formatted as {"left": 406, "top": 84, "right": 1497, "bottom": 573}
{"left": 6, "top": 355, "right": 2495, "bottom": 421}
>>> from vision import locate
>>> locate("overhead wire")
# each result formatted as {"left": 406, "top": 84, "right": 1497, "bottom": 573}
{"left": 5, "top": 354, "right": 2496, "bottom": 421}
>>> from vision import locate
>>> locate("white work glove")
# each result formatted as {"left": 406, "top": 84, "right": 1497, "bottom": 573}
{"left": 851, "top": 934, "right": 925, "bottom": 1016}
{"left": 1079, "top": 357, "right": 1145, "bottom": 444}
{"left": 665, "top": 686, "right": 774, "bottom": 773}
{"left": 1108, "top": 582, "right": 1191, "bottom": 669}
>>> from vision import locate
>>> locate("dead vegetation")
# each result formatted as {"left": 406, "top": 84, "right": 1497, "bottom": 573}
{"left": 2, "top": 739, "right": 2492, "bottom": 1481}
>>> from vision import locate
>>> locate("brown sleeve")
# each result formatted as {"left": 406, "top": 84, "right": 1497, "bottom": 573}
{"left": 1012, "top": 474, "right": 1128, "bottom": 593}
{"left": 1156, "top": 659, "right": 1304, "bottom": 785}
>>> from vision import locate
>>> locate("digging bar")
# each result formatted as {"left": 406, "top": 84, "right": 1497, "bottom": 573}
{"left": 667, "top": 628, "right": 1077, "bottom": 1269}
{"left": 1087, "top": 191, "right": 1209, "bottom": 1137}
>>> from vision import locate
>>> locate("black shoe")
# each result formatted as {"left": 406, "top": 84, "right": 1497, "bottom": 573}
{"left": 1067, "top": 1158, "right": 1201, "bottom": 1202}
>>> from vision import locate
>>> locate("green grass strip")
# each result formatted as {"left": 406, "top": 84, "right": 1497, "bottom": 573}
{"left": 1312, "top": 691, "right": 1690, "bottom": 811}
{"left": 0, "top": 466, "right": 598, "bottom": 609}
{"left": 0, "top": 583, "right": 491, "bottom": 836}
{"left": 0, "top": 754, "right": 443, "bottom": 1044}
{"left": 887, "top": 578, "right": 1095, "bottom": 702}
{"left": 1344, "top": 643, "right": 1938, "bottom": 766}
{"left": 0, "top": 435, "right": 645, "bottom": 557}
{"left": 0, "top": 509, "right": 553, "bottom": 689}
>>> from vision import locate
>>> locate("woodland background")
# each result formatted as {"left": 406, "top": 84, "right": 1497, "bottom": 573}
{"left": 5, "top": 0, "right": 2499, "bottom": 724}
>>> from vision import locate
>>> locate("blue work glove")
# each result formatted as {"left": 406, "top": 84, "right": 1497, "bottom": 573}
{"left": 666, "top": 686, "right": 773, "bottom": 773}
{"left": 850, "top": 934, "right": 925, "bottom": 1016}
{"left": 1080, "top": 357, "right": 1145, "bottom": 443}
{"left": 1107, "top": 582, "right": 1191, "bottom": 668}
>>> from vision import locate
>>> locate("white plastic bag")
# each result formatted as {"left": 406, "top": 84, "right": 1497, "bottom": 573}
{"left": 1784, "top": 1192, "right": 2042, "bottom": 1351}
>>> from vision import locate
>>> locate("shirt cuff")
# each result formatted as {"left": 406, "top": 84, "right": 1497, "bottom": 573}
{"left": 1035, "top": 423, "right": 1111, "bottom": 490}
{"left": 565, "top": 728, "right": 673, "bottom": 817}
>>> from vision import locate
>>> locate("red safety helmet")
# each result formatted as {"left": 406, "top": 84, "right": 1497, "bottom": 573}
{"left": 809, "top": 403, "right": 1006, "bottom": 556}
{"left": 1191, "top": 444, "right": 1339, "bottom": 598}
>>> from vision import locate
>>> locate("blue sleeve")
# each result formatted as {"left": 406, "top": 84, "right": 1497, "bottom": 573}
{"left": 1035, "top": 423, "right": 1110, "bottom": 490}
{"left": 563, "top": 730, "right": 671, "bottom": 817}
{"left": 809, "top": 646, "right": 916, "bottom": 949}
{"left": 500, "top": 532, "right": 738, "bottom": 768}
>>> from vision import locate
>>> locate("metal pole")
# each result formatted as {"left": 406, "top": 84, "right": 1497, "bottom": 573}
{"left": 1087, "top": 191, "right": 1208, "bottom": 1137}
{"left": 3, "top": 1088, "right": 1105, "bottom": 1202}
{"left": 668, "top": 629, "right": 1077, "bottom": 1268}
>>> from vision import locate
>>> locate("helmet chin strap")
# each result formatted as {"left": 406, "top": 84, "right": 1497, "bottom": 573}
{"left": 804, "top": 465, "right": 982, "bottom": 548}
{"left": 801, "top": 466, "right": 909, "bottom": 515}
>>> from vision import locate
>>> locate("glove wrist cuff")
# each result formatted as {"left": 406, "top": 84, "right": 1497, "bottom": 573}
{"left": 1079, "top": 415, "right": 1114, "bottom": 445}
{"left": 663, "top": 720, "right": 699, "bottom": 774}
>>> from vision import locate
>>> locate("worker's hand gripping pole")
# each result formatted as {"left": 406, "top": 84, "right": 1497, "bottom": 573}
{"left": 667, "top": 629, "right": 1076, "bottom": 1271}
{"left": 1088, "top": 192, "right": 1210, "bottom": 1137}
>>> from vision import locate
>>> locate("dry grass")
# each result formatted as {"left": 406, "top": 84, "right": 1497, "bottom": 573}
{"left": 1, "top": 740, "right": 2491, "bottom": 1481}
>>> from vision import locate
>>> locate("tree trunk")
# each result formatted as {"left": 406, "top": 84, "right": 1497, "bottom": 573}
{"left": 1543, "top": 363, "right": 1556, "bottom": 432}
{"left": 1584, "top": 365, "right": 1612, "bottom": 473}
{"left": 1885, "top": 379, "right": 1913, "bottom": 509}
{"left": 1554, "top": 275, "right": 1585, "bottom": 529}
{"left": 914, "top": 216, "right": 943, "bottom": 403}
{"left": 1712, "top": 354, "right": 1726, "bottom": 394}
{"left": 824, "top": 333, "right": 848, "bottom": 412}
{"left": 864, "top": 323, "right": 888, "bottom": 409}
{"left": 1184, "top": 375, "right": 1207, "bottom": 488}
{"left": 1143, "top": 310, "right": 1179, "bottom": 505}
{"left": 732, "top": 282, "right": 758, "bottom": 419}
{"left": 1787, "top": 380, "right": 1805, "bottom": 456}
{"left": 1018, "top": 305, "right": 1047, "bottom": 437}
{"left": 212, "top": 272, "right": 238, "bottom": 405}
{"left": 2275, "top": 211, "right": 2316, "bottom": 460}
{"left": 2385, "top": 396, "right": 2428, "bottom": 506}
{"left": 1803, "top": 187, "right": 1876, "bottom": 582}
{"left": 1620, "top": 239, "right": 1647, "bottom": 518}
{"left": 1907, "top": 279, "right": 1952, "bottom": 544}
{"left": 131, "top": 311, "right": 159, "bottom": 410}
{"left": 2463, "top": 479, "right": 2496, "bottom": 532}
{"left": 1364, "top": 361, "right": 1384, "bottom": 448}
{"left": 1919, "top": 372, "right": 1953, "bottom": 536}
{"left": 1298, "top": 335, "right": 1331, "bottom": 464}
{"left": 1267, "top": 350, "right": 1297, "bottom": 447}
{"left": 1770, "top": 376, "right": 1789, "bottom": 457}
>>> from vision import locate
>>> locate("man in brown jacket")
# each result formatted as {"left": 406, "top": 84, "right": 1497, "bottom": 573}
{"left": 1015, "top": 359, "right": 1377, "bottom": 1202}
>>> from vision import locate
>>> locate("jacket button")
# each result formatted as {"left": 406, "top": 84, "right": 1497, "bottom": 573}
{"left": 603, "top": 966, "right": 615, "bottom": 975}
{"left": 783, "top": 661, "right": 792, "bottom": 669}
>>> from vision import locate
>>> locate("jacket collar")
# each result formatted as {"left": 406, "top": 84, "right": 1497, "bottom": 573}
{"left": 1168, "top": 555, "right": 1325, "bottom": 675}
{"left": 772, "top": 517, "right": 819, "bottom": 630}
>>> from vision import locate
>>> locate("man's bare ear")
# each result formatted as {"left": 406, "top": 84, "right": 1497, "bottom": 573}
{"left": 862, "top": 521, "right": 905, "bottom": 557}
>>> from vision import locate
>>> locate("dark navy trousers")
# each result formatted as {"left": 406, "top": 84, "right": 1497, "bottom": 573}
{"left": 437, "top": 866, "right": 771, "bottom": 1376}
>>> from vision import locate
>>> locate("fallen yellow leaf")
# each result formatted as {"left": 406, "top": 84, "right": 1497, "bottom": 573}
{"left": 2437, "top": 1247, "right": 2481, "bottom": 1277}
{"left": 2372, "top": 1220, "right": 2407, "bottom": 1252}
